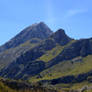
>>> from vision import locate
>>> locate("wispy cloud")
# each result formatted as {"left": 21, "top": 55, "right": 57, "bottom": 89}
{"left": 65, "top": 9, "right": 88, "bottom": 18}
{"left": 44, "top": 0, "right": 55, "bottom": 23}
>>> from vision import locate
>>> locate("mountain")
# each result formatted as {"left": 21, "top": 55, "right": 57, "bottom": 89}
{"left": 0, "top": 22, "right": 92, "bottom": 92}
{"left": 0, "top": 22, "right": 53, "bottom": 69}
{"left": 0, "top": 29, "right": 72, "bottom": 79}
{"left": 0, "top": 22, "right": 52, "bottom": 53}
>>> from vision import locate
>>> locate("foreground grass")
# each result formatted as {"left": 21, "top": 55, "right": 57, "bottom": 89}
{"left": 0, "top": 80, "right": 57, "bottom": 92}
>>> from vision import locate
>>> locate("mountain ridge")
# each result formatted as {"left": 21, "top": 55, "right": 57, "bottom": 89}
{"left": 0, "top": 28, "right": 73, "bottom": 79}
{"left": 0, "top": 22, "right": 92, "bottom": 92}
{"left": 0, "top": 22, "right": 53, "bottom": 53}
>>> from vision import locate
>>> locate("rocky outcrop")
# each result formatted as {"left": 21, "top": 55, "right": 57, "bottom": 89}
{"left": 50, "top": 29, "right": 72, "bottom": 46}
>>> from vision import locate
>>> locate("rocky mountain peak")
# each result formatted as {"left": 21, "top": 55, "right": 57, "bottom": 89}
{"left": 28, "top": 22, "right": 45, "bottom": 29}
{"left": 56, "top": 29, "right": 65, "bottom": 35}
{"left": 0, "top": 22, "right": 53, "bottom": 52}
{"left": 51, "top": 29, "right": 72, "bottom": 46}
{"left": 37, "top": 22, "right": 46, "bottom": 26}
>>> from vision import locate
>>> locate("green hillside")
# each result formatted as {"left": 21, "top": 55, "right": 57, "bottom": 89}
{"left": 37, "top": 45, "right": 63, "bottom": 62}
{"left": 0, "top": 81, "right": 15, "bottom": 92}
{"left": 0, "top": 22, "right": 52, "bottom": 70}
{"left": 38, "top": 40, "right": 75, "bottom": 63}
{"left": 29, "top": 55, "right": 92, "bottom": 82}
{"left": 28, "top": 55, "right": 92, "bottom": 92}
{"left": 0, "top": 39, "right": 40, "bottom": 70}
{"left": 0, "top": 22, "right": 92, "bottom": 92}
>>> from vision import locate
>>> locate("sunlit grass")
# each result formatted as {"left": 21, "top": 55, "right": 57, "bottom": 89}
{"left": 29, "top": 55, "right": 92, "bottom": 83}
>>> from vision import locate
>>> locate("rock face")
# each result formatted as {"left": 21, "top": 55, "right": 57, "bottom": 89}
{"left": 50, "top": 29, "right": 72, "bottom": 46}
{"left": 46, "top": 38, "right": 92, "bottom": 68}
{"left": 0, "top": 22, "right": 53, "bottom": 70}
{"left": 0, "top": 29, "right": 72, "bottom": 79}
{"left": 0, "top": 22, "right": 53, "bottom": 52}
{"left": 0, "top": 60, "right": 45, "bottom": 79}
{"left": 0, "top": 22, "right": 92, "bottom": 85}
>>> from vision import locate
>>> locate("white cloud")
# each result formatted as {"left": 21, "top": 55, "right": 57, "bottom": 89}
{"left": 65, "top": 9, "right": 88, "bottom": 18}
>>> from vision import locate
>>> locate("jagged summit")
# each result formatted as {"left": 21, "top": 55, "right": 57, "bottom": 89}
{"left": 37, "top": 22, "right": 47, "bottom": 26}
{"left": 51, "top": 29, "right": 72, "bottom": 45}
{"left": 54, "top": 29, "right": 69, "bottom": 37}
{"left": 31, "top": 22, "right": 45, "bottom": 26}
{"left": 56, "top": 28, "right": 65, "bottom": 33}
{"left": 20, "top": 22, "right": 52, "bottom": 34}
{"left": 0, "top": 22, "right": 53, "bottom": 52}
{"left": 27, "top": 22, "right": 48, "bottom": 29}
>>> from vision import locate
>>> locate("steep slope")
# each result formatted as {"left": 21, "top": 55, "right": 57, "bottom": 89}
{"left": 0, "top": 22, "right": 53, "bottom": 69}
{"left": 28, "top": 38, "right": 92, "bottom": 89}
{"left": 1, "top": 23, "right": 92, "bottom": 91}
{"left": 0, "top": 22, "right": 52, "bottom": 53}
{"left": 45, "top": 38, "right": 92, "bottom": 68}
{"left": 50, "top": 29, "right": 72, "bottom": 46}
{"left": 28, "top": 38, "right": 92, "bottom": 91}
{"left": 0, "top": 29, "right": 72, "bottom": 79}
{"left": 31, "top": 55, "right": 92, "bottom": 82}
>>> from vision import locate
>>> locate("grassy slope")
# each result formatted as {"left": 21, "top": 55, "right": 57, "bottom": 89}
{"left": 28, "top": 39, "right": 92, "bottom": 91}
{"left": 37, "top": 45, "right": 63, "bottom": 62}
{"left": 29, "top": 55, "right": 92, "bottom": 82}
{"left": 37, "top": 40, "right": 75, "bottom": 63}
{"left": 0, "top": 81, "right": 16, "bottom": 92}
{"left": 86, "top": 89, "right": 92, "bottom": 92}
{"left": 0, "top": 39, "right": 40, "bottom": 70}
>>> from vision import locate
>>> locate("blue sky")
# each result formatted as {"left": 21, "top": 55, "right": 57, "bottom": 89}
{"left": 0, "top": 0, "right": 92, "bottom": 45}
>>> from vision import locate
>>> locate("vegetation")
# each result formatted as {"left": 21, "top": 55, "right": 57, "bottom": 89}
{"left": 38, "top": 40, "right": 75, "bottom": 63}
{"left": 0, "top": 79, "right": 57, "bottom": 92}
{"left": 0, "top": 81, "right": 16, "bottom": 92}
{"left": 38, "top": 45, "right": 63, "bottom": 62}
{"left": 29, "top": 55, "right": 92, "bottom": 83}
{"left": 0, "top": 22, "right": 92, "bottom": 92}
{"left": 0, "top": 39, "right": 39, "bottom": 70}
